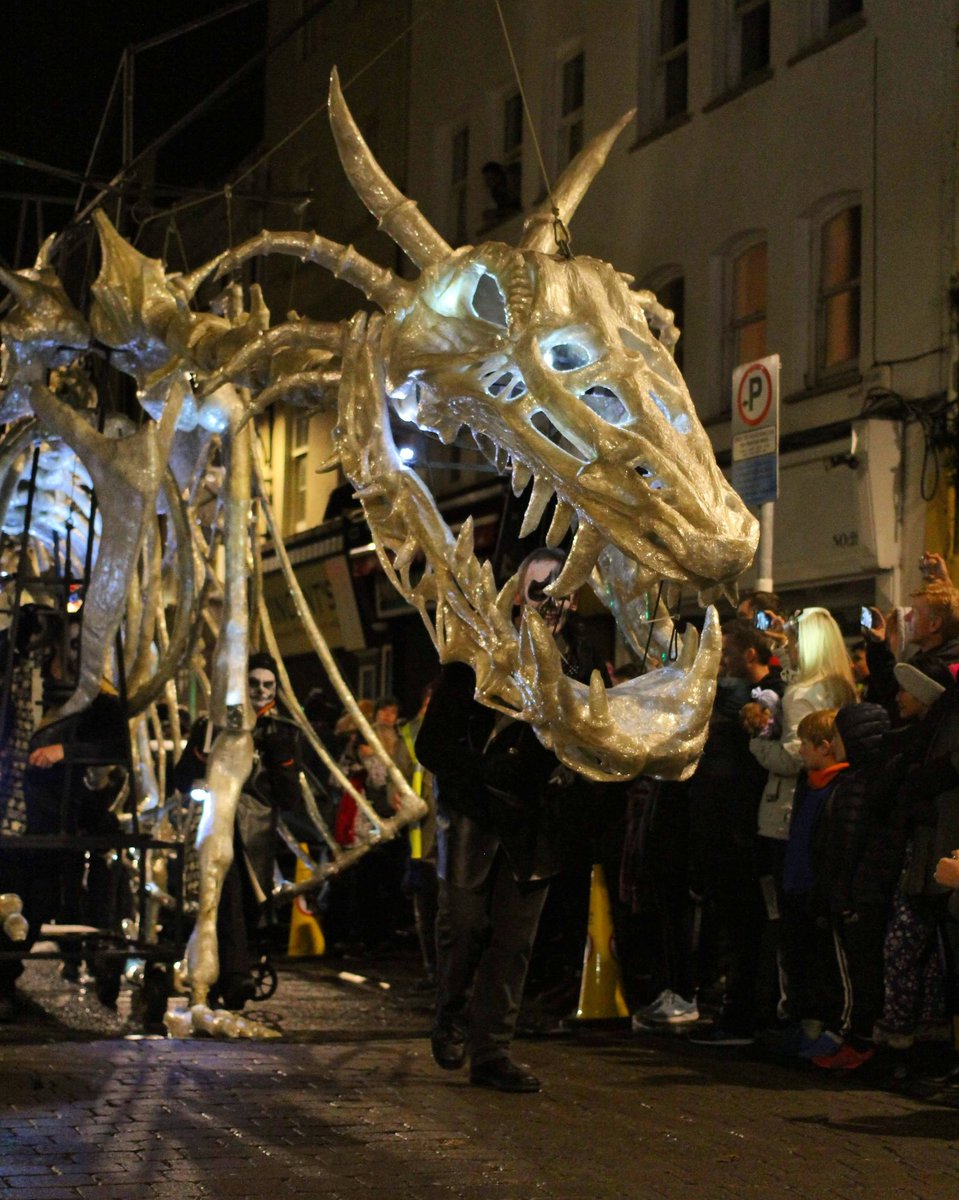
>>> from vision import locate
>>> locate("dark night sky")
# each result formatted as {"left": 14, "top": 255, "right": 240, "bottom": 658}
{"left": 2, "top": 0, "right": 267, "bottom": 266}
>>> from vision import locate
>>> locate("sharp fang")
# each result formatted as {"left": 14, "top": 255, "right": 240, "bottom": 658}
{"left": 677, "top": 620, "right": 699, "bottom": 669}
{"left": 722, "top": 580, "right": 740, "bottom": 608}
{"left": 545, "top": 499, "right": 574, "bottom": 547}
{"left": 316, "top": 450, "right": 341, "bottom": 473}
{"left": 698, "top": 585, "right": 720, "bottom": 607}
{"left": 588, "top": 670, "right": 609, "bottom": 723}
{"left": 518, "top": 607, "right": 565, "bottom": 688}
{"left": 454, "top": 515, "right": 474, "bottom": 563}
{"left": 511, "top": 460, "right": 532, "bottom": 497}
{"left": 435, "top": 419, "right": 462, "bottom": 445}
{"left": 495, "top": 571, "right": 519, "bottom": 621}
{"left": 519, "top": 475, "right": 553, "bottom": 538}
{"left": 548, "top": 523, "right": 604, "bottom": 596}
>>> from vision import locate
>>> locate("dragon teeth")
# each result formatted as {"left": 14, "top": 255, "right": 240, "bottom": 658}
{"left": 677, "top": 619, "right": 699, "bottom": 669}
{"left": 454, "top": 515, "right": 474, "bottom": 563}
{"left": 495, "top": 572, "right": 519, "bottom": 621}
{"left": 588, "top": 669, "right": 610, "bottom": 723}
{"left": 511, "top": 460, "right": 532, "bottom": 496}
{"left": 545, "top": 499, "right": 574, "bottom": 547}
{"left": 519, "top": 475, "right": 552, "bottom": 538}
{"left": 548, "top": 522, "right": 604, "bottom": 596}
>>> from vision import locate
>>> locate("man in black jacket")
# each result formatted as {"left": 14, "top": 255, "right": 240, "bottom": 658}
{"left": 687, "top": 619, "right": 782, "bottom": 1044}
{"left": 416, "top": 548, "right": 594, "bottom": 1093}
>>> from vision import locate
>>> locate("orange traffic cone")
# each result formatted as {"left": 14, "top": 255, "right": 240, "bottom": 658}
{"left": 573, "top": 863, "right": 628, "bottom": 1020}
{"left": 286, "top": 846, "right": 325, "bottom": 958}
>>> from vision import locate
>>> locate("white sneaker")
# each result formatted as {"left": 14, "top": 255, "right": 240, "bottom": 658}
{"left": 646, "top": 993, "right": 699, "bottom": 1025}
{"left": 630, "top": 989, "right": 672, "bottom": 1031}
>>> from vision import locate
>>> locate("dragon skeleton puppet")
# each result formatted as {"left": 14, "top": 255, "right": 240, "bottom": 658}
{"left": 0, "top": 70, "right": 757, "bottom": 1035}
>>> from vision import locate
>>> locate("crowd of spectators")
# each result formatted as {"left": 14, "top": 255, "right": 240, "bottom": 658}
{"left": 4, "top": 546, "right": 959, "bottom": 1106}
{"left": 620, "top": 551, "right": 959, "bottom": 1101}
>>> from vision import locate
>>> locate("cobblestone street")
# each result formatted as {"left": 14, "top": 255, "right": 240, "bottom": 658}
{"left": 1, "top": 950, "right": 958, "bottom": 1199}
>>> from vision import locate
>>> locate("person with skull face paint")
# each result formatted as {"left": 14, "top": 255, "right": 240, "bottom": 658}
{"left": 416, "top": 547, "right": 602, "bottom": 1093}
{"left": 173, "top": 652, "right": 300, "bottom": 1009}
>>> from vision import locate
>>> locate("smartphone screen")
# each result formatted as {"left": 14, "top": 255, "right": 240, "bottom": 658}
{"left": 754, "top": 611, "right": 771, "bottom": 631}
{"left": 860, "top": 606, "right": 873, "bottom": 629}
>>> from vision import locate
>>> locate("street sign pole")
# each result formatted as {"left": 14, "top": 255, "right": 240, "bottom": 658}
{"left": 757, "top": 502, "right": 774, "bottom": 593}
{"left": 730, "top": 354, "right": 780, "bottom": 591}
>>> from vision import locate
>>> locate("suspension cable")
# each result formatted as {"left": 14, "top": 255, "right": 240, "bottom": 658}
{"left": 493, "top": 0, "right": 571, "bottom": 257}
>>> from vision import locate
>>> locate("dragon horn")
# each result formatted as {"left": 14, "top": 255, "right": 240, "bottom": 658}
{"left": 328, "top": 67, "right": 451, "bottom": 268}
{"left": 519, "top": 109, "right": 636, "bottom": 253}
{"left": 0, "top": 265, "right": 31, "bottom": 302}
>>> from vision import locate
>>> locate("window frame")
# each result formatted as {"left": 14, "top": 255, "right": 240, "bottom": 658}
{"left": 722, "top": 235, "right": 768, "bottom": 412}
{"left": 501, "top": 89, "right": 524, "bottom": 210}
{"left": 555, "top": 46, "right": 585, "bottom": 172}
{"left": 716, "top": 0, "right": 771, "bottom": 94}
{"left": 791, "top": 0, "right": 865, "bottom": 63}
{"left": 813, "top": 200, "right": 862, "bottom": 383}
{"left": 656, "top": 0, "right": 690, "bottom": 126}
{"left": 284, "top": 409, "right": 312, "bottom": 535}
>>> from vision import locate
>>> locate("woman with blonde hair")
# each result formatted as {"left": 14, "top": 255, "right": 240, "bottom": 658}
{"left": 749, "top": 606, "right": 858, "bottom": 842}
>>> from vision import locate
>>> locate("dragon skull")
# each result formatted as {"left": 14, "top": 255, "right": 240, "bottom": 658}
{"left": 204, "top": 69, "right": 759, "bottom": 782}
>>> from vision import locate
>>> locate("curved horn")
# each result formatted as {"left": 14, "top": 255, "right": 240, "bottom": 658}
{"left": 210, "top": 230, "right": 410, "bottom": 311}
{"left": 520, "top": 109, "right": 636, "bottom": 253}
{"left": 329, "top": 67, "right": 452, "bottom": 268}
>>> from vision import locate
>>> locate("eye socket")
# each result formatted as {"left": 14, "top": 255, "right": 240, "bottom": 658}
{"left": 582, "top": 385, "right": 627, "bottom": 426}
{"left": 471, "top": 272, "right": 508, "bottom": 327}
{"left": 543, "top": 342, "right": 592, "bottom": 372}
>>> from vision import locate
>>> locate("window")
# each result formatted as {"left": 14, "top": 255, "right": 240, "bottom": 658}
{"left": 557, "top": 50, "right": 585, "bottom": 169}
{"left": 502, "top": 91, "right": 523, "bottom": 209}
{"left": 285, "top": 411, "right": 311, "bottom": 534}
{"left": 481, "top": 94, "right": 523, "bottom": 228}
{"left": 725, "top": 240, "right": 767, "bottom": 401}
{"left": 721, "top": 0, "right": 770, "bottom": 91}
{"left": 816, "top": 205, "right": 861, "bottom": 377}
{"left": 794, "top": 0, "right": 864, "bottom": 56}
{"left": 826, "top": 0, "right": 863, "bottom": 29}
{"left": 450, "top": 125, "right": 469, "bottom": 245}
{"left": 657, "top": 1, "right": 689, "bottom": 123}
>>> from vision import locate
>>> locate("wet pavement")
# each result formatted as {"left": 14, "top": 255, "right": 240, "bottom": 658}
{"left": 2, "top": 945, "right": 959, "bottom": 1199}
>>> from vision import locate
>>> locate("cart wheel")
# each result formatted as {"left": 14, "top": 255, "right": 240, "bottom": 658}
{"left": 254, "top": 958, "right": 278, "bottom": 1000}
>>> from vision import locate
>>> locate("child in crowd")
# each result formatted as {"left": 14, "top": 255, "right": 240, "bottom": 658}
{"left": 742, "top": 687, "right": 782, "bottom": 740}
{"left": 777, "top": 709, "right": 850, "bottom": 1058}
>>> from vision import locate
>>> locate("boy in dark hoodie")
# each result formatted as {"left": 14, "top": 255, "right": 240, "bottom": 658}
{"left": 778, "top": 708, "right": 850, "bottom": 1059}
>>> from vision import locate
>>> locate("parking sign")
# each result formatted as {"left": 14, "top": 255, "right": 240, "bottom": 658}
{"left": 731, "top": 354, "right": 780, "bottom": 507}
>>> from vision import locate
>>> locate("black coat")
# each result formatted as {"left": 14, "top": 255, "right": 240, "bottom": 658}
{"left": 24, "top": 690, "right": 128, "bottom": 834}
{"left": 806, "top": 702, "right": 891, "bottom": 915}
{"left": 687, "top": 674, "right": 775, "bottom": 883}
{"left": 415, "top": 661, "right": 567, "bottom": 886}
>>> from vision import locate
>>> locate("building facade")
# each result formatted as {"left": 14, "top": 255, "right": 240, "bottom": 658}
{"left": 253, "top": 0, "right": 959, "bottom": 699}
